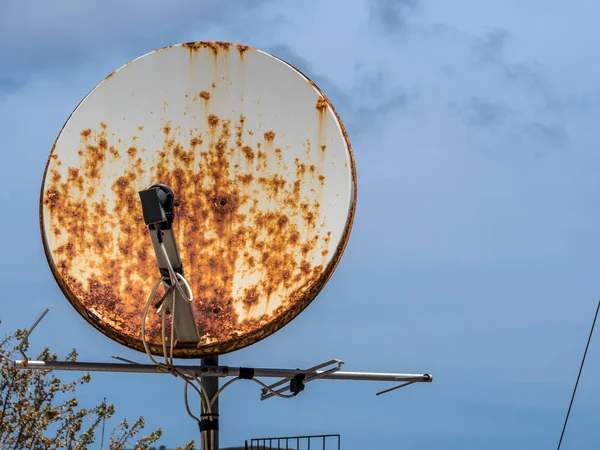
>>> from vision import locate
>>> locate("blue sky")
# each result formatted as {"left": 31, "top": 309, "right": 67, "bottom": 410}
{"left": 2, "top": 0, "right": 600, "bottom": 448}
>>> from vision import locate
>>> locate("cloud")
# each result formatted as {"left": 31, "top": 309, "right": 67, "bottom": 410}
{"left": 452, "top": 97, "right": 569, "bottom": 148}
{"left": 522, "top": 122, "right": 569, "bottom": 147}
{"left": 369, "top": 0, "right": 419, "bottom": 31}
{"left": 265, "top": 44, "right": 415, "bottom": 136}
{"left": 455, "top": 97, "right": 513, "bottom": 128}
{"left": 262, "top": 44, "right": 355, "bottom": 117}
{"left": 472, "top": 28, "right": 509, "bottom": 65}
{"left": 471, "top": 29, "right": 563, "bottom": 114}
{"left": 0, "top": 0, "right": 276, "bottom": 93}
{"left": 0, "top": 76, "right": 21, "bottom": 101}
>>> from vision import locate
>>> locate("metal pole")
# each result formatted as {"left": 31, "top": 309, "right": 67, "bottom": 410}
{"left": 201, "top": 355, "right": 219, "bottom": 450}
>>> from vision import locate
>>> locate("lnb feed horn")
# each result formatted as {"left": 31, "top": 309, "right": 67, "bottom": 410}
{"left": 138, "top": 184, "right": 175, "bottom": 229}
{"left": 139, "top": 184, "right": 183, "bottom": 278}
{"left": 139, "top": 184, "right": 200, "bottom": 346}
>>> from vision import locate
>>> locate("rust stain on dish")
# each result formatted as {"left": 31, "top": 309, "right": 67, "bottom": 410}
{"left": 184, "top": 41, "right": 231, "bottom": 57}
{"left": 277, "top": 54, "right": 358, "bottom": 288}
{"left": 290, "top": 55, "right": 357, "bottom": 188}
{"left": 316, "top": 97, "right": 327, "bottom": 150}
{"left": 156, "top": 45, "right": 174, "bottom": 53}
{"left": 237, "top": 44, "right": 249, "bottom": 59}
{"left": 242, "top": 145, "right": 254, "bottom": 160}
{"left": 199, "top": 91, "right": 210, "bottom": 101}
{"left": 182, "top": 42, "right": 203, "bottom": 52}
{"left": 316, "top": 98, "right": 327, "bottom": 111}
{"left": 41, "top": 114, "right": 340, "bottom": 357}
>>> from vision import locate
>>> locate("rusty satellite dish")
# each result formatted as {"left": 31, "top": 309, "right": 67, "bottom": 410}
{"left": 40, "top": 42, "right": 356, "bottom": 358}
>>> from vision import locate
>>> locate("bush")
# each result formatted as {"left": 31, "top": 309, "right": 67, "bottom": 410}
{"left": 0, "top": 328, "right": 193, "bottom": 449}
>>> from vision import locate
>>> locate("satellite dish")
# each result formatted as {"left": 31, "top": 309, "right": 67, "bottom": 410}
{"left": 40, "top": 42, "right": 356, "bottom": 358}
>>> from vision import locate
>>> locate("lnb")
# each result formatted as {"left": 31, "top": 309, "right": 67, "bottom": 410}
{"left": 138, "top": 184, "right": 175, "bottom": 229}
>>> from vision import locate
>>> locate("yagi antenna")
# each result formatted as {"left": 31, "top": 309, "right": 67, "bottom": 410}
{"left": 25, "top": 41, "right": 433, "bottom": 450}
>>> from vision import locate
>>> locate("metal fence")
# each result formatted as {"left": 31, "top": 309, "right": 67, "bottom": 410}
{"left": 246, "top": 434, "right": 340, "bottom": 450}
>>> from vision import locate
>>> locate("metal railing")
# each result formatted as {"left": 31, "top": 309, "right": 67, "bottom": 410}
{"left": 246, "top": 434, "right": 340, "bottom": 450}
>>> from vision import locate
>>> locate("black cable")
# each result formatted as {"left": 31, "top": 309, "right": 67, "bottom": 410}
{"left": 557, "top": 299, "right": 600, "bottom": 450}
